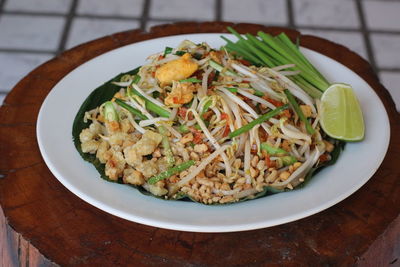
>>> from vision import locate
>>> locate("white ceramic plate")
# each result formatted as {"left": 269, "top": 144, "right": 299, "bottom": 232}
{"left": 37, "top": 33, "right": 390, "bottom": 232}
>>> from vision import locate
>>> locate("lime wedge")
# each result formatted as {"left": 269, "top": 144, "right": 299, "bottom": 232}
{"left": 320, "top": 83, "right": 365, "bottom": 141}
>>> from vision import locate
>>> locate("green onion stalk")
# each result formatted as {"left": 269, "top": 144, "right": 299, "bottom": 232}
{"left": 223, "top": 27, "right": 331, "bottom": 97}
{"left": 229, "top": 104, "right": 289, "bottom": 138}
{"left": 148, "top": 160, "right": 195, "bottom": 185}
{"left": 158, "top": 125, "right": 175, "bottom": 167}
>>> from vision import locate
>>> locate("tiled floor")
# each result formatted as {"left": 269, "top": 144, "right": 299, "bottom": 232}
{"left": 0, "top": 0, "right": 399, "bottom": 111}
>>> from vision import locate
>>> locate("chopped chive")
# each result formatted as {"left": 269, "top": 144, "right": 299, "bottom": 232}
{"left": 209, "top": 59, "right": 237, "bottom": 76}
{"left": 284, "top": 89, "right": 315, "bottom": 134}
{"left": 260, "top": 143, "right": 287, "bottom": 155}
{"left": 152, "top": 91, "right": 160, "bottom": 98}
{"left": 178, "top": 124, "right": 189, "bottom": 133}
{"left": 202, "top": 99, "right": 213, "bottom": 114}
{"left": 179, "top": 78, "right": 202, "bottom": 83}
{"left": 175, "top": 51, "right": 186, "bottom": 56}
{"left": 193, "top": 53, "right": 203, "bottom": 60}
{"left": 132, "top": 74, "right": 141, "bottom": 84}
{"left": 129, "top": 87, "right": 170, "bottom": 118}
{"left": 115, "top": 98, "right": 148, "bottom": 120}
{"left": 163, "top": 46, "right": 173, "bottom": 56}
{"left": 148, "top": 160, "right": 195, "bottom": 185}
{"left": 225, "top": 87, "right": 238, "bottom": 93}
{"left": 253, "top": 89, "right": 264, "bottom": 97}
{"left": 281, "top": 155, "right": 297, "bottom": 166}
{"left": 158, "top": 125, "right": 175, "bottom": 167}
{"left": 103, "top": 101, "right": 119, "bottom": 122}
{"left": 229, "top": 104, "right": 289, "bottom": 138}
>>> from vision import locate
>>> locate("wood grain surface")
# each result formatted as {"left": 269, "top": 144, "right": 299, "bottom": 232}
{"left": 0, "top": 22, "right": 399, "bottom": 267}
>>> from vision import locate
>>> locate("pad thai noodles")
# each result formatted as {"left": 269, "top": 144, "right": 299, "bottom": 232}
{"left": 76, "top": 39, "right": 341, "bottom": 204}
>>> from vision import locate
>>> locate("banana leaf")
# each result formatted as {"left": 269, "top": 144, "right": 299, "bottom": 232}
{"left": 72, "top": 67, "right": 140, "bottom": 183}
{"left": 72, "top": 68, "right": 345, "bottom": 205}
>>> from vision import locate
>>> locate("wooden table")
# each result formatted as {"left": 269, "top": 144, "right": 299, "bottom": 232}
{"left": 1, "top": 22, "right": 399, "bottom": 266}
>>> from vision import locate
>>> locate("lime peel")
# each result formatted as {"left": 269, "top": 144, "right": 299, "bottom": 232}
{"left": 320, "top": 83, "right": 365, "bottom": 142}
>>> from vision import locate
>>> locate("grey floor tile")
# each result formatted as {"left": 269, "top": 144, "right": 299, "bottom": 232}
{"left": 66, "top": 18, "right": 140, "bottom": 49}
{"left": 371, "top": 33, "right": 400, "bottom": 68}
{"left": 150, "top": 0, "right": 214, "bottom": 20}
{"left": 379, "top": 71, "right": 400, "bottom": 111}
{"left": 4, "top": 0, "right": 72, "bottom": 13}
{"left": 0, "top": 52, "right": 53, "bottom": 90}
{"left": 364, "top": 1, "right": 400, "bottom": 30}
{"left": 0, "top": 15, "right": 65, "bottom": 50}
{"left": 300, "top": 29, "right": 367, "bottom": 59}
{"left": 222, "top": 0, "right": 287, "bottom": 25}
{"left": 77, "top": 0, "right": 144, "bottom": 17}
{"left": 293, "top": 0, "right": 359, "bottom": 28}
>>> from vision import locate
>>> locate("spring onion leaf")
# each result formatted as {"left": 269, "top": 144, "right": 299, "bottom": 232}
{"left": 163, "top": 46, "right": 173, "bottom": 56}
{"left": 132, "top": 74, "right": 141, "bottom": 84}
{"left": 103, "top": 101, "right": 119, "bottom": 122}
{"left": 148, "top": 160, "right": 195, "bottom": 185}
{"left": 261, "top": 143, "right": 297, "bottom": 166}
{"left": 222, "top": 28, "right": 332, "bottom": 97}
{"left": 225, "top": 87, "right": 238, "bottom": 93}
{"left": 253, "top": 89, "right": 264, "bottom": 97}
{"left": 260, "top": 143, "right": 287, "bottom": 155}
{"left": 202, "top": 99, "right": 213, "bottom": 114}
{"left": 284, "top": 89, "right": 315, "bottom": 134}
{"left": 281, "top": 155, "right": 297, "bottom": 166}
{"left": 229, "top": 104, "right": 289, "bottom": 138}
{"left": 175, "top": 51, "right": 185, "bottom": 56}
{"left": 129, "top": 87, "right": 171, "bottom": 118}
{"left": 209, "top": 59, "right": 237, "bottom": 76}
{"left": 179, "top": 78, "right": 202, "bottom": 83}
{"left": 115, "top": 98, "right": 148, "bottom": 120}
{"left": 158, "top": 125, "right": 175, "bottom": 167}
{"left": 178, "top": 124, "right": 189, "bottom": 133}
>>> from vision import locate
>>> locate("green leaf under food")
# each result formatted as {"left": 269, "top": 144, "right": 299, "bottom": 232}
{"left": 72, "top": 65, "right": 345, "bottom": 205}
{"left": 297, "top": 139, "right": 345, "bottom": 189}
{"left": 72, "top": 67, "right": 140, "bottom": 183}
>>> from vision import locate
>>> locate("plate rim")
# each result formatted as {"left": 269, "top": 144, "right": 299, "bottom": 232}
{"left": 36, "top": 32, "right": 391, "bottom": 232}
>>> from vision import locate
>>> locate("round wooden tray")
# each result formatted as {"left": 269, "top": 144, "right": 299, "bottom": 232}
{"left": 1, "top": 22, "right": 399, "bottom": 266}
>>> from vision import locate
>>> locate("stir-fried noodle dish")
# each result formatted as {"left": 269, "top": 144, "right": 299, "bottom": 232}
{"left": 74, "top": 35, "right": 345, "bottom": 205}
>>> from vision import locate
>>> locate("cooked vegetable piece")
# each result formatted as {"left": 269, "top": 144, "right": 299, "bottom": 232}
{"left": 163, "top": 46, "right": 173, "bottom": 56}
{"left": 179, "top": 78, "right": 202, "bottom": 83}
{"left": 115, "top": 98, "right": 148, "bottom": 120}
{"left": 128, "top": 87, "right": 171, "bottom": 118}
{"left": 260, "top": 143, "right": 287, "bottom": 155}
{"left": 229, "top": 104, "right": 289, "bottom": 138}
{"left": 209, "top": 59, "right": 237, "bottom": 76}
{"left": 148, "top": 160, "right": 195, "bottom": 185}
{"left": 103, "top": 101, "right": 118, "bottom": 122}
{"left": 158, "top": 125, "right": 175, "bottom": 167}
{"left": 284, "top": 89, "right": 315, "bottom": 134}
{"left": 281, "top": 155, "right": 297, "bottom": 166}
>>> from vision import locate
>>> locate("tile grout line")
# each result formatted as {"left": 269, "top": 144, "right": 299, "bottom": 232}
{"left": 379, "top": 68, "right": 400, "bottom": 72}
{"left": 1, "top": 10, "right": 400, "bottom": 35}
{"left": 2, "top": 10, "right": 66, "bottom": 17}
{"left": 215, "top": 0, "right": 222, "bottom": 21}
{"left": 140, "top": 0, "right": 151, "bottom": 31}
{"left": 0, "top": 0, "right": 6, "bottom": 11}
{"left": 57, "top": 0, "right": 78, "bottom": 53}
{"left": 286, "top": 0, "right": 295, "bottom": 29}
{"left": 0, "top": 48, "right": 56, "bottom": 54}
{"left": 0, "top": 0, "right": 7, "bottom": 20}
{"left": 355, "top": 0, "right": 378, "bottom": 73}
